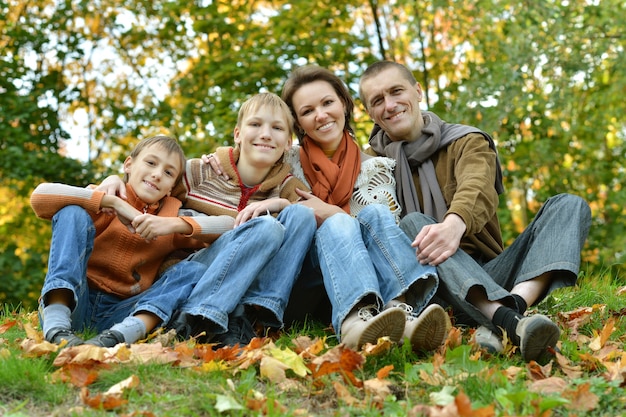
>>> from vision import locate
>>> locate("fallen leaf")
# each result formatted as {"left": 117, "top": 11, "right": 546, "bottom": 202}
{"left": 80, "top": 387, "right": 127, "bottom": 410}
{"left": 0, "top": 319, "right": 18, "bottom": 334}
{"left": 563, "top": 382, "right": 599, "bottom": 412}
{"left": 376, "top": 364, "right": 394, "bottom": 379}
{"left": 528, "top": 376, "right": 567, "bottom": 394}
{"left": 260, "top": 355, "right": 289, "bottom": 382}
{"left": 105, "top": 374, "right": 140, "bottom": 395}
{"left": 333, "top": 380, "right": 360, "bottom": 406}
{"left": 215, "top": 394, "right": 244, "bottom": 412}
{"left": 589, "top": 317, "right": 616, "bottom": 351}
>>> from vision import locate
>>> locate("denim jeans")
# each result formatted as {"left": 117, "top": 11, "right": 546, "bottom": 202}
{"left": 181, "top": 204, "right": 316, "bottom": 333}
{"left": 399, "top": 193, "right": 591, "bottom": 332}
{"left": 39, "top": 205, "right": 207, "bottom": 333}
{"left": 308, "top": 204, "right": 438, "bottom": 340}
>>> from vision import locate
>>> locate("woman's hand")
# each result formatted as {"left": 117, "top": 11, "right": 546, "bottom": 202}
{"left": 295, "top": 188, "right": 344, "bottom": 227}
{"left": 94, "top": 176, "right": 127, "bottom": 215}
{"left": 201, "top": 154, "right": 230, "bottom": 180}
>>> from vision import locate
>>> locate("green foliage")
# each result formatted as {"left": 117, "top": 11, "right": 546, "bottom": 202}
{"left": 1, "top": 0, "right": 625, "bottom": 308}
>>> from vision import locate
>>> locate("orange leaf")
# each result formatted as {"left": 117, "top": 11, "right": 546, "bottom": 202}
{"left": 376, "top": 364, "right": 394, "bottom": 379}
{"left": 563, "top": 382, "right": 600, "bottom": 412}
{"left": 80, "top": 387, "right": 128, "bottom": 410}
{"left": 332, "top": 380, "right": 359, "bottom": 406}
{"left": 455, "top": 390, "right": 496, "bottom": 417}
{"left": 0, "top": 319, "right": 17, "bottom": 334}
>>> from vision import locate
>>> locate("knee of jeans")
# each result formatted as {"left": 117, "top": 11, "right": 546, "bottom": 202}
{"left": 358, "top": 203, "right": 388, "bottom": 220}
{"left": 54, "top": 205, "right": 90, "bottom": 222}
{"left": 255, "top": 215, "right": 285, "bottom": 240}
{"left": 321, "top": 212, "right": 354, "bottom": 230}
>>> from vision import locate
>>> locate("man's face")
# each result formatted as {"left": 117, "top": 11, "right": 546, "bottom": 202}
{"left": 361, "top": 66, "right": 424, "bottom": 142}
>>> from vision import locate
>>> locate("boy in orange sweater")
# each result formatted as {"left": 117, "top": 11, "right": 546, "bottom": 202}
{"left": 31, "top": 135, "right": 212, "bottom": 348}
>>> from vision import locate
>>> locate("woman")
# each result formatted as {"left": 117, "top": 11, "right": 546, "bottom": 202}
{"left": 208, "top": 66, "right": 450, "bottom": 352}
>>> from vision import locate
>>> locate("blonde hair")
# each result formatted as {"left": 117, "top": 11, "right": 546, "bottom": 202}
{"left": 236, "top": 93, "right": 295, "bottom": 136}
{"left": 122, "top": 135, "right": 186, "bottom": 183}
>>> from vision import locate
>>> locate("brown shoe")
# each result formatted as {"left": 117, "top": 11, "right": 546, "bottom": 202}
{"left": 340, "top": 304, "right": 406, "bottom": 350}
{"left": 386, "top": 302, "right": 450, "bottom": 353}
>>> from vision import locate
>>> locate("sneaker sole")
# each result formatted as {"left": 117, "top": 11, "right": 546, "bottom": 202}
{"left": 404, "top": 304, "right": 450, "bottom": 352}
{"left": 518, "top": 315, "right": 560, "bottom": 362}
{"left": 356, "top": 308, "right": 407, "bottom": 348}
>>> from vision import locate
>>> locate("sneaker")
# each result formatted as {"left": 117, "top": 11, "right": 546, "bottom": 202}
{"left": 213, "top": 307, "right": 257, "bottom": 348}
{"left": 516, "top": 314, "right": 560, "bottom": 363}
{"left": 474, "top": 325, "right": 504, "bottom": 353}
{"left": 84, "top": 329, "right": 126, "bottom": 348}
{"left": 388, "top": 303, "right": 450, "bottom": 352}
{"left": 46, "top": 327, "right": 84, "bottom": 347}
{"left": 340, "top": 304, "right": 406, "bottom": 350}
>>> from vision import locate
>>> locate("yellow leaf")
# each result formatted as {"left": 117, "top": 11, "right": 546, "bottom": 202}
{"left": 105, "top": 375, "right": 140, "bottom": 395}
{"left": 267, "top": 346, "right": 309, "bottom": 377}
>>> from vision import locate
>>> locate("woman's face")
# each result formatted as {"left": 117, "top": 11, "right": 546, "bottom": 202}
{"left": 291, "top": 80, "right": 346, "bottom": 153}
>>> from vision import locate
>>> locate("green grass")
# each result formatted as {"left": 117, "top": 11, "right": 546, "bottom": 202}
{"left": 1, "top": 271, "right": 624, "bottom": 416}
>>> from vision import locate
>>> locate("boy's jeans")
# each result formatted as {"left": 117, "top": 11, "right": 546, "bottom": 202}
{"left": 181, "top": 204, "right": 316, "bottom": 333}
{"left": 39, "top": 205, "right": 205, "bottom": 333}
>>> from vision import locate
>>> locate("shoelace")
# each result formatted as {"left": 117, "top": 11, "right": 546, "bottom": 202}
{"left": 389, "top": 302, "right": 415, "bottom": 320}
{"left": 357, "top": 304, "right": 380, "bottom": 321}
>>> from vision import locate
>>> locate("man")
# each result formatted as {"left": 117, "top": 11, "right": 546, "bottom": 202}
{"left": 359, "top": 61, "right": 591, "bottom": 362}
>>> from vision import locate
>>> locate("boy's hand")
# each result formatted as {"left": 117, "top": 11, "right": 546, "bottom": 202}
{"left": 201, "top": 154, "right": 230, "bottom": 180}
{"left": 94, "top": 175, "right": 127, "bottom": 215}
{"left": 295, "top": 188, "right": 344, "bottom": 227}
{"left": 234, "top": 198, "right": 288, "bottom": 227}
{"left": 132, "top": 215, "right": 190, "bottom": 241}
{"left": 101, "top": 195, "right": 142, "bottom": 233}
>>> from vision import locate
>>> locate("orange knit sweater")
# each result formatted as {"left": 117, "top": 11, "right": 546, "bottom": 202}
{"left": 30, "top": 183, "right": 208, "bottom": 299}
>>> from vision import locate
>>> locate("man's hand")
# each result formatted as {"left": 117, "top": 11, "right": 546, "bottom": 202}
{"left": 295, "top": 188, "right": 344, "bottom": 227}
{"left": 411, "top": 213, "right": 466, "bottom": 266}
{"left": 201, "top": 154, "right": 230, "bottom": 180}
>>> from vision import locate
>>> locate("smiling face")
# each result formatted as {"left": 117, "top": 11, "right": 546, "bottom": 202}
{"left": 234, "top": 104, "right": 292, "bottom": 170}
{"left": 360, "top": 66, "right": 425, "bottom": 142}
{"left": 291, "top": 79, "right": 347, "bottom": 153}
{"left": 123, "top": 144, "right": 182, "bottom": 204}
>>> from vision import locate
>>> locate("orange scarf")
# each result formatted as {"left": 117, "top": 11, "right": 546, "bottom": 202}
{"left": 300, "top": 131, "right": 361, "bottom": 213}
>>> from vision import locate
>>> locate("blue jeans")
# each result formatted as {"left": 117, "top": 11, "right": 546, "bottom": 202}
{"left": 308, "top": 204, "right": 438, "bottom": 340}
{"left": 399, "top": 193, "right": 591, "bottom": 332}
{"left": 181, "top": 204, "right": 316, "bottom": 333}
{"left": 39, "top": 205, "right": 206, "bottom": 333}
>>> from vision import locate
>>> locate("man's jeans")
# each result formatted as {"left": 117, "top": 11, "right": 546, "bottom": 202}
{"left": 399, "top": 193, "right": 591, "bottom": 332}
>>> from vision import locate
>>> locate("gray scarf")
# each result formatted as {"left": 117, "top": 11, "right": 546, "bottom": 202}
{"left": 369, "top": 111, "right": 504, "bottom": 221}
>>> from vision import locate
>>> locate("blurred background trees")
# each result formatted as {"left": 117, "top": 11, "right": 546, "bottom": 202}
{"left": 1, "top": 0, "right": 624, "bottom": 309}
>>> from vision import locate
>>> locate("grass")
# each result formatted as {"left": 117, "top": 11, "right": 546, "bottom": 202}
{"left": 0, "top": 270, "right": 624, "bottom": 416}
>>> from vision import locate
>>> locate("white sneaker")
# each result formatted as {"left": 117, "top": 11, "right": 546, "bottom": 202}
{"left": 386, "top": 302, "right": 451, "bottom": 352}
{"left": 474, "top": 325, "right": 504, "bottom": 353}
{"left": 340, "top": 304, "right": 406, "bottom": 350}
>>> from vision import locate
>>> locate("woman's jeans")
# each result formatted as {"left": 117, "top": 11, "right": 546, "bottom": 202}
{"left": 293, "top": 204, "right": 438, "bottom": 340}
{"left": 180, "top": 204, "right": 316, "bottom": 333}
{"left": 399, "top": 193, "right": 591, "bottom": 332}
{"left": 39, "top": 205, "right": 206, "bottom": 333}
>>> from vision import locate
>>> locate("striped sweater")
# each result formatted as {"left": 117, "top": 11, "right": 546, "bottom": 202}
{"left": 170, "top": 146, "right": 309, "bottom": 236}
